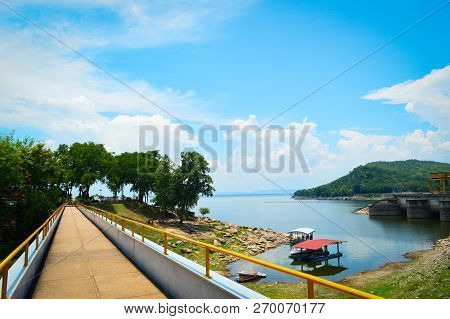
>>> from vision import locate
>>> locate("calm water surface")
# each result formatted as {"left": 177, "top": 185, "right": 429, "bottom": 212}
{"left": 196, "top": 195, "right": 449, "bottom": 282}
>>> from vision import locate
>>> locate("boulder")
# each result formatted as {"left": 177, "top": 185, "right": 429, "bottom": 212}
{"left": 181, "top": 248, "right": 192, "bottom": 254}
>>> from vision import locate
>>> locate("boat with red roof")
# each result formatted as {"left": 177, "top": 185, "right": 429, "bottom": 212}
{"left": 289, "top": 239, "right": 345, "bottom": 262}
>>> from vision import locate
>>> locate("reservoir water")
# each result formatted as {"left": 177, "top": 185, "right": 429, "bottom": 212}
{"left": 196, "top": 195, "right": 449, "bottom": 282}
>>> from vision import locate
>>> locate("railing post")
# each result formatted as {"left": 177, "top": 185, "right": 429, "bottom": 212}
{"left": 35, "top": 232, "right": 39, "bottom": 249}
{"left": 115, "top": 216, "right": 117, "bottom": 226}
{"left": 205, "top": 247, "right": 211, "bottom": 278}
{"left": 141, "top": 225, "right": 144, "bottom": 242}
{"left": 24, "top": 242, "right": 29, "bottom": 267}
{"left": 163, "top": 233, "right": 168, "bottom": 255}
{"left": 121, "top": 219, "right": 125, "bottom": 231}
{"left": 131, "top": 223, "right": 134, "bottom": 237}
{"left": 1, "top": 262, "right": 9, "bottom": 299}
{"left": 307, "top": 280, "right": 315, "bottom": 299}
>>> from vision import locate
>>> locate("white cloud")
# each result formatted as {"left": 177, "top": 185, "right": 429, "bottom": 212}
{"left": 3, "top": 0, "right": 257, "bottom": 48}
{"left": 1, "top": 4, "right": 449, "bottom": 193}
{"left": 0, "top": 29, "right": 213, "bottom": 153}
{"left": 363, "top": 65, "right": 450, "bottom": 132}
{"left": 213, "top": 64, "right": 450, "bottom": 191}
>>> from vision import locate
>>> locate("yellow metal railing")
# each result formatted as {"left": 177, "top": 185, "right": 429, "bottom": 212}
{"left": 0, "top": 202, "right": 66, "bottom": 299}
{"left": 77, "top": 202, "right": 381, "bottom": 299}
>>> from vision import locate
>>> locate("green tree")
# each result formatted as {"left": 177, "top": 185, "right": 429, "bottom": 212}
{"left": 116, "top": 152, "right": 137, "bottom": 199}
{"left": 0, "top": 134, "right": 24, "bottom": 242}
{"left": 171, "top": 151, "right": 215, "bottom": 224}
{"left": 54, "top": 144, "right": 73, "bottom": 199}
{"left": 17, "top": 140, "right": 62, "bottom": 234}
{"left": 105, "top": 154, "right": 121, "bottom": 198}
{"left": 68, "top": 142, "right": 110, "bottom": 199}
{"left": 0, "top": 135, "right": 64, "bottom": 242}
{"left": 153, "top": 154, "right": 175, "bottom": 218}
{"left": 199, "top": 207, "right": 210, "bottom": 217}
{"left": 130, "top": 151, "right": 160, "bottom": 202}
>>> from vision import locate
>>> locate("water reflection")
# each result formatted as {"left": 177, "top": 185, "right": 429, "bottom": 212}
{"left": 196, "top": 195, "right": 450, "bottom": 282}
{"left": 291, "top": 259, "right": 348, "bottom": 277}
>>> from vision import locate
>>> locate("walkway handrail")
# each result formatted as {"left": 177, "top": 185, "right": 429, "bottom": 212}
{"left": 77, "top": 202, "right": 381, "bottom": 299}
{"left": 0, "top": 202, "right": 67, "bottom": 298}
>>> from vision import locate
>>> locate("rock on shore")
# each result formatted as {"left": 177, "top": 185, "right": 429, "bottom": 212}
{"left": 353, "top": 206, "right": 370, "bottom": 215}
{"left": 161, "top": 216, "right": 290, "bottom": 265}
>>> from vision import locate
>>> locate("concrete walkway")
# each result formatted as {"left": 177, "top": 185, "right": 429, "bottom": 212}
{"left": 33, "top": 206, "right": 167, "bottom": 299}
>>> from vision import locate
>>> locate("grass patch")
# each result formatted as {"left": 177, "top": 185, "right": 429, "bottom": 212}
{"left": 91, "top": 201, "right": 266, "bottom": 274}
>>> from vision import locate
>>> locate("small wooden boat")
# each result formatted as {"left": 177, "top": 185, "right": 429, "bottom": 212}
{"left": 236, "top": 271, "right": 266, "bottom": 283}
{"left": 238, "top": 271, "right": 266, "bottom": 278}
{"left": 237, "top": 275, "right": 260, "bottom": 283}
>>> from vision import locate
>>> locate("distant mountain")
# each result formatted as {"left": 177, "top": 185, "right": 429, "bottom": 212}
{"left": 294, "top": 160, "right": 450, "bottom": 197}
{"left": 214, "top": 189, "right": 296, "bottom": 196}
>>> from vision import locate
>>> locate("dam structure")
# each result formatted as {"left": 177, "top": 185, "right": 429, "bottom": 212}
{"left": 369, "top": 172, "right": 450, "bottom": 221}
{"left": 369, "top": 193, "right": 450, "bottom": 221}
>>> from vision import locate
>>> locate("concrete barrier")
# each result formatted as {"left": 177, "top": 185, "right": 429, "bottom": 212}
{"left": 369, "top": 199, "right": 405, "bottom": 216}
{"left": 439, "top": 200, "right": 450, "bottom": 222}
{"left": 406, "top": 199, "right": 434, "bottom": 219}
{"left": 77, "top": 205, "right": 265, "bottom": 299}
{"left": 0, "top": 207, "right": 64, "bottom": 299}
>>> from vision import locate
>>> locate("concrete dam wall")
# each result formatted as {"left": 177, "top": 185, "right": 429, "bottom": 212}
{"left": 369, "top": 193, "right": 450, "bottom": 221}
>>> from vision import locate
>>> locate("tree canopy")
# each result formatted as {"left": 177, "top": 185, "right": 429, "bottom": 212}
{"left": 294, "top": 160, "right": 450, "bottom": 197}
{"left": 0, "top": 134, "right": 216, "bottom": 253}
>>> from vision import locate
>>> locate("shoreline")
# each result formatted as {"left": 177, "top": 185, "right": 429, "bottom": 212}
{"left": 339, "top": 236, "right": 449, "bottom": 284}
{"left": 93, "top": 201, "right": 448, "bottom": 298}
{"left": 353, "top": 205, "right": 370, "bottom": 215}
{"left": 245, "top": 236, "right": 449, "bottom": 299}
{"left": 92, "top": 202, "right": 290, "bottom": 275}
{"left": 156, "top": 216, "right": 290, "bottom": 274}
{"left": 292, "top": 195, "right": 382, "bottom": 201}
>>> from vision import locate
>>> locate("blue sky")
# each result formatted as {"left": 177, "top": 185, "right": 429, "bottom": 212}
{"left": 0, "top": 1, "right": 449, "bottom": 192}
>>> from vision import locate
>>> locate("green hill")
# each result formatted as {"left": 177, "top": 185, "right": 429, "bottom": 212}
{"left": 294, "top": 160, "right": 450, "bottom": 197}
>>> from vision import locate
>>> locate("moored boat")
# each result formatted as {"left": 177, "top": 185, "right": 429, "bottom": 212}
{"left": 287, "top": 227, "right": 315, "bottom": 245}
{"left": 289, "top": 239, "right": 345, "bottom": 262}
{"left": 236, "top": 275, "right": 261, "bottom": 283}
{"left": 238, "top": 271, "right": 267, "bottom": 277}
{"left": 236, "top": 271, "right": 267, "bottom": 283}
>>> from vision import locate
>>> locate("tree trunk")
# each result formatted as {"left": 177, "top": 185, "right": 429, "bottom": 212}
{"left": 178, "top": 209, "right": 184, "bottom": 224}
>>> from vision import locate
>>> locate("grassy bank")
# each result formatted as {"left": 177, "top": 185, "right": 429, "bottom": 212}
{"left": 246, "top": 237, "right": 450, "bottom": 299}
{"left": 91, "top": 201, "right": 288, "bottom": 274}
{"left": 93, "top": 201, "right": 449, "bottom": 299}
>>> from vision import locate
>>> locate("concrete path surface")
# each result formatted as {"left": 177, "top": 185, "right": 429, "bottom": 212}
{"left": 32, "top": 206, "right": 167, "bottom": 299}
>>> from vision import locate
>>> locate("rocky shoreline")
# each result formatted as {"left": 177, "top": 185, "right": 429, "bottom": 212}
{"left": 353, "top": 206, "right": 370, "bottom": 215}
{"left": 293, "top": 195, "right": 382, "bottom": 200}
{"left": 156, "top": 216, "right": 290, "bottom": 270}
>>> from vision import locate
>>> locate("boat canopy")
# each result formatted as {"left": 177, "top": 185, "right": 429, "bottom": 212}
{"left": 293, "top": 239, "right": 345, "bottom": 250}
{"left": 288, "top": 227, "right": 315, "bottom": 235}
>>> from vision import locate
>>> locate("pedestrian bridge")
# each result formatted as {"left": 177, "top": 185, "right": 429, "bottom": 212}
{"left": 33, "top": 206, "right": 165, "bottom": 299}
{"left": 0, "top": 203, "right": 381, "bottom": 299}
